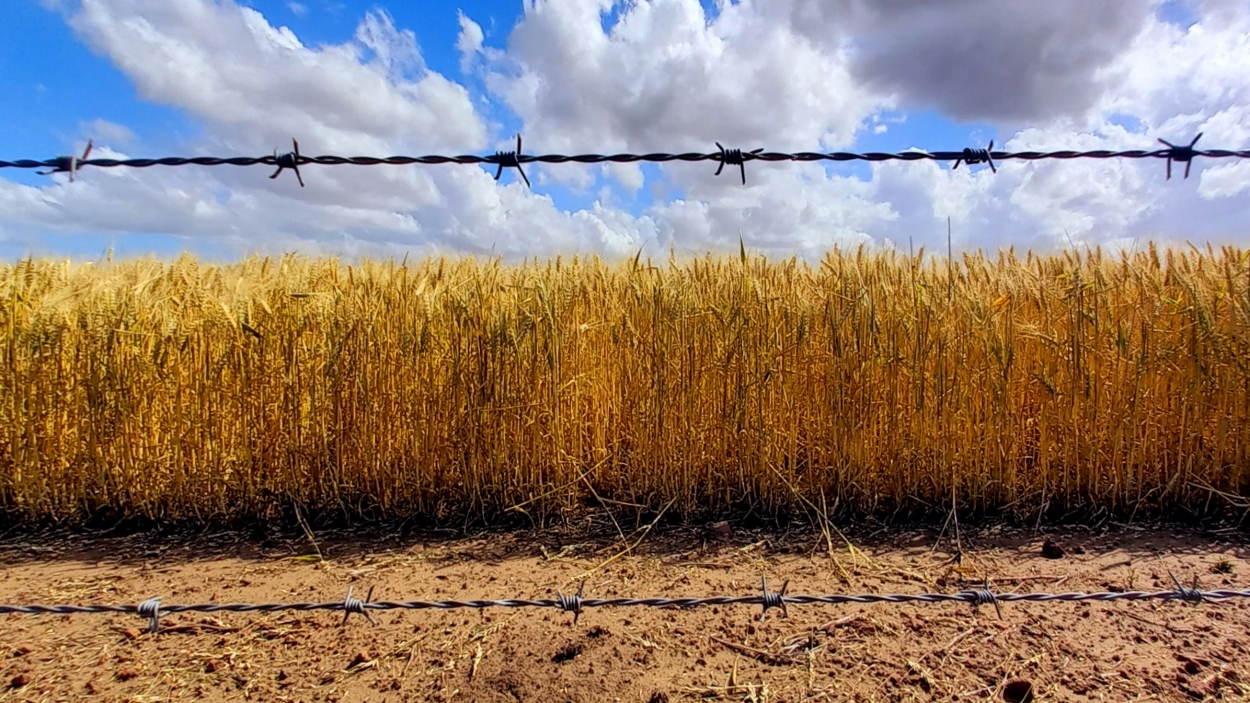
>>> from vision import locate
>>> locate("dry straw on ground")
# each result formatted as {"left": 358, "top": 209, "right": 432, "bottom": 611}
{"left": 1, "top": 243, "right": 1248, "bottom": 525}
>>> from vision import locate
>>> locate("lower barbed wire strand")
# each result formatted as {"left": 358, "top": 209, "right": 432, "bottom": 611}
{"left": 2, "top": 588, "right": 1249, "bottom": 619}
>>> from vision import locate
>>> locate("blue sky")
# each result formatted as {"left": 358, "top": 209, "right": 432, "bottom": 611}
{"left": 0, "top": 0, "right": 1246, "bottom": 261}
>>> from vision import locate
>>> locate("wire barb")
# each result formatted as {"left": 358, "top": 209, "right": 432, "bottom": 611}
{"left": 136, "top": 596, "right": 165, "bottom": 634}
{"left": 961, "top": 578, "right": 1002, "bottom": 619}
{"left": 714, "top": 143, "right": 763, "bottom": 185}
{"left": 1158, "top": 133, "right": 1203, "bottom": 180}
{"left": 36, "top": 140, "right": 93, "bottom": 182}
{"left": 269, "top": 138, "right": 305, "bottom": 187}
{"left": 341, "top": 585, "right": 377, "bottom": 626}
{"left": 491, "top": 133, "right": 531, "bottom": 188}
{"left": 952, "top": 140, "right": 996, "bottom": 173}
{"left": 759, "top": 575, "right": 789, "bottom": 621}
{"left": 1169, "top": 572, "right": 1204, "bottom": 605}
{"left": 556, "top": 581, "right": 586, "bottom": 624}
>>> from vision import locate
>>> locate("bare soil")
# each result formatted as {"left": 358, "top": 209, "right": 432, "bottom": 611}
{"left": 0, "top": 523, "right": 1247, "bottom": 702}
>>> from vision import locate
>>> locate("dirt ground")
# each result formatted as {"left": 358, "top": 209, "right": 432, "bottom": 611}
{"left": 0, "top": 522, "right": 1247, "bottom": 702}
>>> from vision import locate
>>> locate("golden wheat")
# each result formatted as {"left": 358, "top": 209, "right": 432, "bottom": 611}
{"left": 1, "top": 243, "right": 1247, "bottom": 525}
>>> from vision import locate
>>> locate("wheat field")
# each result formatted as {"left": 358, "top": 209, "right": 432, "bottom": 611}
{"left": 1, "top": 244, "right": 1248, "bottom": 526}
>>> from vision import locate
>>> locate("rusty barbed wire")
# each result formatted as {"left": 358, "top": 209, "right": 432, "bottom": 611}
{"left": 1, "top": 572, "right": 1245, "bottom": 635}
{"left": 4, "top": 132, "right": 1247, "bottom": 188}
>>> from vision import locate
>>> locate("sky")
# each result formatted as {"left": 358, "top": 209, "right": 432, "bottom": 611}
{"left": 1, "top": 0, "right": 1248, "bottom": 262}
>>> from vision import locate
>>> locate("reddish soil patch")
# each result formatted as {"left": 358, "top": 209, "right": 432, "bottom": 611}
{"left": 0, "top": 525, "right": 1247, "bottom": 702}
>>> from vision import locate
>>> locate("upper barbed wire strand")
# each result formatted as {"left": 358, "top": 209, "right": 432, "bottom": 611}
{"left": 5, "top": 133, "right": 1248, "bottom": 186}
{"left": 11, "top": 149, "right": 1250, "bottom": 169}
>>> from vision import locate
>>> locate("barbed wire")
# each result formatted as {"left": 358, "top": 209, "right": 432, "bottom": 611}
{"left": 1, "top": 573, "right": 1243, "bottom": 635}
{"left": 2, "top": 132, "right": 1244, "bottom": 188}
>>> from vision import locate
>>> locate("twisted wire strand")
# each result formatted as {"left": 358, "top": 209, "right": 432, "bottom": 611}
{"left": 4, "top": 140, "right": 1248, "bottom": 185}
{"left": 3, "top": 588, "right": 1247, "bottom": 621}
{"left": 8, "top": 149, "right": 1250, "bottom": 169}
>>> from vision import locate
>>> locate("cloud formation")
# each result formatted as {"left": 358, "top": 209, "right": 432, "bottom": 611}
{"left": 473, "top": 0, "right": 1250, "bottom": 254}
{"left": 490, "top": 0, "right": 888, "bottom": 152}
{"left": 786, "top": 0, "right": 1157, "bottom": 123}
{"left": 4, "top": 0, "right": 652, "bottom": 260}
{"left": 65, "top": 1, "right": 483, "bottom": 152}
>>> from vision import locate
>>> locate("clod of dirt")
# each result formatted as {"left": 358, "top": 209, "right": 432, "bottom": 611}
{"left": 9, "top": 673, "right": 31, "bottom": 689}
{"left": 12, "top": 645, "right": 32, "bottom": 657}
{"left": 1041, "top": 540, "right": 1065, "bottom": 559}
{"left": 552, "top": 642, "right": 583, "bottom": 663}
{"left": 115, "top": 666, "right": 139, "bottom": 682}
{"left": 204, "top": 659, "right": 224, "bottom": 674}
{"left": 707, "top": 521, "right": 733, "bottom": 541}
{"left": 1002, "top": 679, "right": 1034, "bottom": 703}
{"left": 1176, "top": 654, "right": 1208, "bottom": 675}
{"left": 1179, "top": 673, "right": 1221, "bottom": 699}
{"left": 348, "top": 651, "right": 372, "bottom": 669}
{"left": 647, "top": 692, "right": 669, "bottom": 703}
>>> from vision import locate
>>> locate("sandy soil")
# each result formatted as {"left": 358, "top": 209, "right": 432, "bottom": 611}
{"left": 0, "top": 523, "right": 1247, "bottom": 702}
